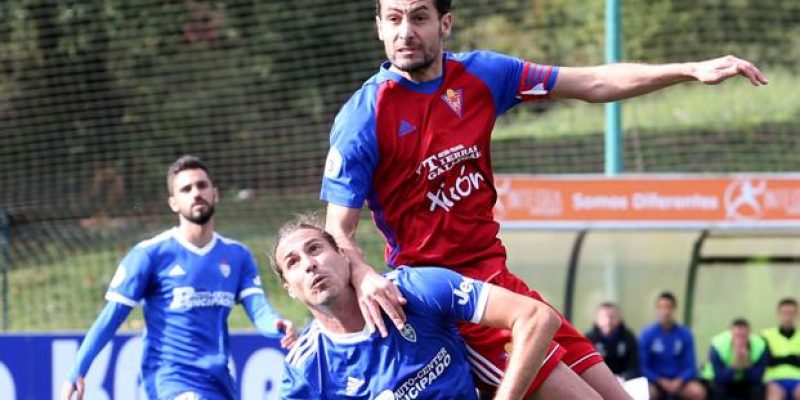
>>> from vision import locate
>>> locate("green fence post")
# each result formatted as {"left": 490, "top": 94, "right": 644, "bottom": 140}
{"left": 0, "top": 210, "right": 9, "bottom": 331}
{"left": 605, "top": 0, "right": 623, "bottom": 175}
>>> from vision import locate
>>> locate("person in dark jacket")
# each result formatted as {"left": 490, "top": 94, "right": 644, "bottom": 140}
{"left": 586, "top": 302, "right": 640, "bottom": 380}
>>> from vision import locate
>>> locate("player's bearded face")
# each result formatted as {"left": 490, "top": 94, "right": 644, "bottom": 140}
{"left": 377, "top": 1, "right": 451, "bottom": 75}
{"left": 182, "top": 199, "right": 215, "bottom": 225}
{"left": 169, "top": 169, "right": 218, "bottom": 226}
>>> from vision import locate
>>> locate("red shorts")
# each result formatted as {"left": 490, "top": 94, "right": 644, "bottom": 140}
{"left": 457, "top": 268, "right": 603, "bottom": 396}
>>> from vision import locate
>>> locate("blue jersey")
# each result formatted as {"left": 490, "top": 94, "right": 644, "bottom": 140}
{"left": 638, "top": 322, "right": 699, "bottom": 383}
{"left": 281, "top": 267, "right": 492, "bottom": 399}
{"left": 106, "top": 228, "right": 266, "bottom": 400}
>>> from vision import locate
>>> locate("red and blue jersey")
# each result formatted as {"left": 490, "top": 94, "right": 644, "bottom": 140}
{"left": 321, "top": 50, "right": 559, "bottom": 278}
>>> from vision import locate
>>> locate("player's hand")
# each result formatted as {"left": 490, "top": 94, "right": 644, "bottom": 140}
{"left": 690, "top": 55, "right": 768, "bottom": 86}
{"left": 277, "top": 319, "right": 299, "bottom": 349}
{"left": 355, "top": 269, "right": 407, "bottom": 338}
{"left": 60, "top": 377, "right": 85, "bottom": 400}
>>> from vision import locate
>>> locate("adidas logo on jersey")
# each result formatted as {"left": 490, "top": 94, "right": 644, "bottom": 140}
{"left": 398, "top": 119, "right": 417, "bottom": 137}
{"left": 345, "top": 376, "right": 365, "bottom": 395}
{"left": 168, "top": 265, "right": 186, "bottom": 277}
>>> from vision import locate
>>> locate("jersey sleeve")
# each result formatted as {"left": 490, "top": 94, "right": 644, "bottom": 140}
{"left": 456, "top": 50, "right": 559, "bottom": 115}
{"left": 393, "top": 267, "right": 491, "bottom": 324}
{"left": 237, "top": 250, "right": 266, "bottom": 301}
{"left": 104, "top": 246, "right": 152, "bottom": 307}
{"left": 319, "top": 89, "right": 380, "bottom": 208}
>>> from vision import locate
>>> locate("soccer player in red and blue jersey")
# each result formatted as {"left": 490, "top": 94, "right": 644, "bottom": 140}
{"left": 321, "top": 0, "right": 768, "bottom": 398}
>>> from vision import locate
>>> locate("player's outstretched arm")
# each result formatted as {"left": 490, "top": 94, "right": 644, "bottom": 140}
{"left": 60, "top": 301, "right": 132, "bottom": 400}
{"left": 552, "top": 55, "right": 767, "bottom": 103}
{"left": 325, "top": 203, "right": 407, "bottom": 337}
{"left": 479, "top": 286, "right": 562, "bottom": 400}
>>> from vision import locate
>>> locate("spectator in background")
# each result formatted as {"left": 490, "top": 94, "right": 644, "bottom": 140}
{"left": 639, "top": 291, "right": 707, "bottom": 400}
{"left": 586, "top": 302, "right": 640, "bottom": 380}
{"left": 763, "top": 297, "right": 800, "bottom": 400}
{"left": 701, "top": 318, "right": 767, "bottom": 400}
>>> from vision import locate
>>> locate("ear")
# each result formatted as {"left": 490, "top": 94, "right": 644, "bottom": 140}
{"left": 376, "top": 15, "right": 384, "bottom": 41}
{"left": 168, "top": 195, "right": 179, "bottom": 213}
{"left": 212, "top": 187, "right": 220, "bottom": 205}
{"left": 284, "top": 282, "right": 296, "bottom": 299}
{"left": 440, "top": 12, "right": 452, "bottom": 38}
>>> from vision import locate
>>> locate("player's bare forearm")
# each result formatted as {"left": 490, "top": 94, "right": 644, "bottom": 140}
{"left": 479, "top": 286, "right": 561, "bottom": 399}
{"left": 494, "top": 304, "right": 561, "bottom": 400}
{"left": 553, "top": 55, "right": 766, "bottom": 103}
{"left": 554, "top": 63, "right": 693, "bottom": 103}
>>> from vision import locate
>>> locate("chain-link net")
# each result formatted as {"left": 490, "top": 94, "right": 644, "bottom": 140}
{"left": 1, "top": 0, "right": 798, "bottom": 331}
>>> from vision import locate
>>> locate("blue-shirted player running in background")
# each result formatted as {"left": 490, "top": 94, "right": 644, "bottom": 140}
{"left": 271, "top": 216, "right": 606, "bottom": 399}
{"left": 60, "top": 155, "right": 299, "bottom": 400}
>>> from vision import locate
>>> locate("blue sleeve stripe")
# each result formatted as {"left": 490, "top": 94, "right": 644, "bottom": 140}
{"left": 469, "top": 283, "right": 492, "bottom": 324}
{"left": 105, "top": 291, "right": 138, "bottom": 307}
{"left": 546, "top": 67, "right": 560, "bottom": 90}
{"left": 238, "top": 287, "right": 264, "bottom": 301}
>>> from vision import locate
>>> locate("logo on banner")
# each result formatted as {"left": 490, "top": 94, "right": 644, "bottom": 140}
{"left": 440, "top": 88, "right": 463, "bottom": 117}
{"left": 724, "top": 179, "right": 767, "bottom": 220}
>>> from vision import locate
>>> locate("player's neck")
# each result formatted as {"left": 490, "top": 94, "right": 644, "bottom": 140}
{"left": 390, "top": 52, "right": 444, "bottom": 83}
{"left": 311, "top": 292, "right": 366, "bottom": 334}
{"left": 177, "top": 219, "right": 215, "bottom": 248}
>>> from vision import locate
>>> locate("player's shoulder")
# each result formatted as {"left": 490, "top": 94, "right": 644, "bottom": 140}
{"left": 448, "top": 50, "right": 520, "bottom": 69}
{"left": 132, "top": 228, "right": 176, "bottom": 252}
{"left": 386, "top": 266, "right": 467, "bottom": 303}
{"left": 333, "top": 81, "right": 384, "bottom": 132}
{"left": 285, "top": 321, "right": 324, "bottom": 369}
{"left": 639, "top": 322, "right": 660, "bottom": 338}
{"left": 215, "top": 232, "right": 253, "bottom": 253}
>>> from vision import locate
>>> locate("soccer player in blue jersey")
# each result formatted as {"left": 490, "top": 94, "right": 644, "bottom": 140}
{"left": 60, "top": 155, "right": 299, "bottom": 400}
{"left": 271, "top": 216, "right": 606, "bottom": 399}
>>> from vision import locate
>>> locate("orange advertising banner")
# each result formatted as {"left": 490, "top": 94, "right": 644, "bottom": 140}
{"left": 494, "top": 175, "right": 800, "bottom": 229}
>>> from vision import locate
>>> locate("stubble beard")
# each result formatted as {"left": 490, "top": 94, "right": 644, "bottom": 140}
{"left": 183, "top": 204, "right": 215, "bottom": 225}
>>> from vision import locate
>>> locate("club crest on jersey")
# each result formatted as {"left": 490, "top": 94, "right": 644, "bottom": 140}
{"left": 219, "top": 260, "right": 231, "bottom": 278}
{"left": 400, "top": 323, "right": 417, "bottom": 342}
{"left": 440, "top": 88, "right": 463, "bottom": 118}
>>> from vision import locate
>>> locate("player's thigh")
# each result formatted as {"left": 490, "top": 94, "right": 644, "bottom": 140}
{"left": 531, "top": 362, "right": 602, "bottom": 400}
{"left": 491, "top": 271, "right": 603, "bottom": 373}
{"left": 793, "top": 381, "right": 800, "bottom": 400}
{"left": 579, "top": 362, "right": 632, "bottom": 400}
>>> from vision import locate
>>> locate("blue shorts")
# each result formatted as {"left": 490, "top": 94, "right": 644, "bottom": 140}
{"left": 770, "top": 379, "right": 800, "bottom": 399}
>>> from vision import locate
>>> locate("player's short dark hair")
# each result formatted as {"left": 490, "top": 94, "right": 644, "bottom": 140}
{"left": 598, "top": 301, "right": 619, "bottom": 310}
{"left": 731, "top": 318, "right": 749, "bottom": 328}
{"left": 269, "top": 212, "right": 340, "bottom": 283}
{"left": 375, "top": 0, "right": 452, "bottom": 18}
{"left": 778, "top": 297, "right": 798, "bottom": 309}
{"left": 657, "top": 291, "right": 677, "bottom": 306}
{"left": 166, "top": 155, "right": 214, "bottom": 194}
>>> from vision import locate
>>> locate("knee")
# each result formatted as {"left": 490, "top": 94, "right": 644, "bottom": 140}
{"left": 682, "top": 381, "right": 707, "bottom": 400}
{"left": 649, "top": 384, "right": 661, "bottom": 400}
